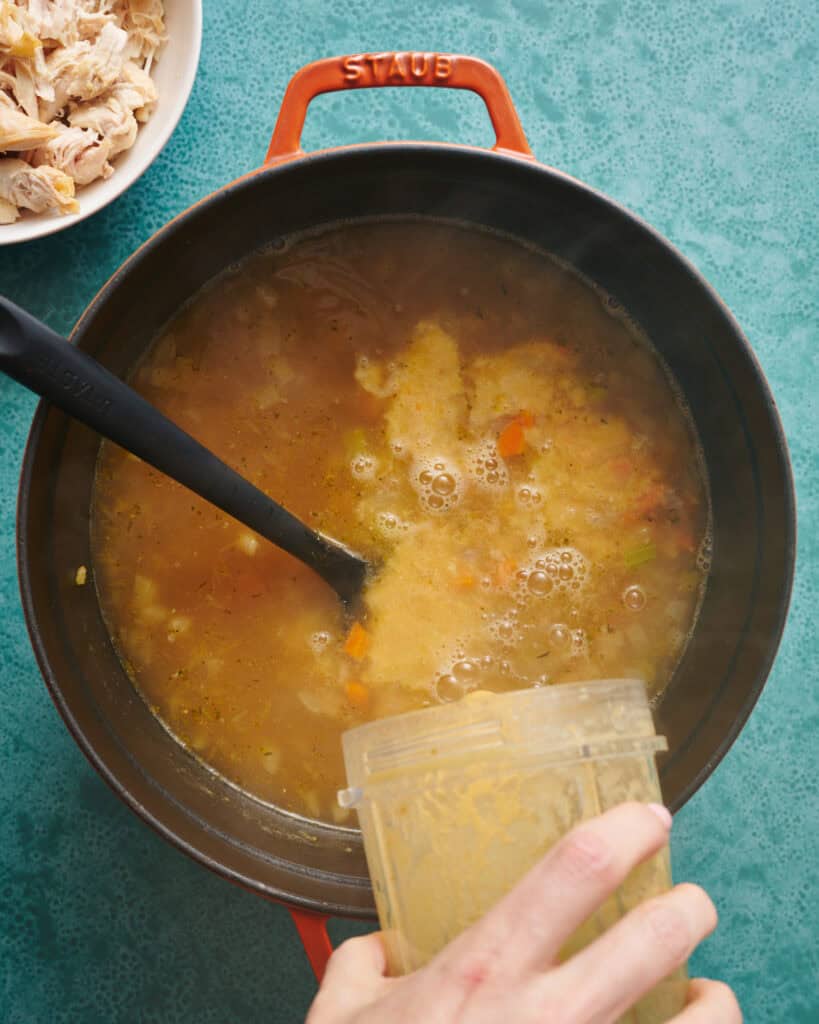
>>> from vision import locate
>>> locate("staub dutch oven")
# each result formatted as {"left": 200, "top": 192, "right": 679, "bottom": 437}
{"left": 15, "top": 54, "right": 795, "bottom": 977}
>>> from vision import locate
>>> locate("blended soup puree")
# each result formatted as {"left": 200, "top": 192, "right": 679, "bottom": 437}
{"left": 92, "top": 221, "right": 710, "bottom": 824}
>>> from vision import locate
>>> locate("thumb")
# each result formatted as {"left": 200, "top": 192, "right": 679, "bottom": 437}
{"left": 308, "top": 933, "right": 393, "bottom": 1022}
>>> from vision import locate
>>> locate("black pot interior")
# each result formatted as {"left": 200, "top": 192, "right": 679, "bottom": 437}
{"left": 18, "top": 146, "right": 795, "bottom": 915}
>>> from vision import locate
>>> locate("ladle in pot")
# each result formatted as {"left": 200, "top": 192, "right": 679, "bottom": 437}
{"left": 0, "top": 297, "right": 370, "bottom": 608}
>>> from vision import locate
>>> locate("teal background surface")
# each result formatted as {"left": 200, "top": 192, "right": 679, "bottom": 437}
{"left": 1, "top": 1, "right": 817, "bottom": 1020}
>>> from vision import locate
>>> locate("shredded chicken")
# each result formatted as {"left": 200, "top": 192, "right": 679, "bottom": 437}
{"left": 0, "top": 156, "right": 77, "bottom": 214}
{"left": 9, "top": 56, "right": 41, "bottom": 118}
{"left": 31, "top": 122, "right": 112, "bottom": 184}
{"left": 0, "top": 100, "right": 56, "bottom": 149}
{"left": 114, "top": 0, "right": 165, "bottom": 69}
{"left": 68, "top": 59, "right": 157, "bottom": 155}
{"left": 0, "top": 194, "right": 18, "bottom": 221}
{"left": 0, "top": 3, "right": 40, "bottom": 58}
{"left": 0, "top": 0, "right": 166, "bottom": 224}
{"left": 69, "top": 89, "right": 135, "bottom": 157}
{"left": 117, "top": 58, "right": 157, "bottom": 120}
{"left": 38, "top": 21, "right": 128, "bottom": 121}
{"left": 21, "top": 0, "right": 75, "bottom": 46}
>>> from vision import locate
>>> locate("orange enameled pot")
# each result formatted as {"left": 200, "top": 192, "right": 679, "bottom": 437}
{"left": 16, "top": 54, "right": 795, "bottom": 980}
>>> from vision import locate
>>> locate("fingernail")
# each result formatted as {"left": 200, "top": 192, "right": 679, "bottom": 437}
{"left": 647, "top": 803, "right": 673, "bottom": 830}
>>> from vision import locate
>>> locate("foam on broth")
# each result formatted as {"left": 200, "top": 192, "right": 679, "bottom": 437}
{"left": 92, "top": 221, "right": 710, "bottom": 824}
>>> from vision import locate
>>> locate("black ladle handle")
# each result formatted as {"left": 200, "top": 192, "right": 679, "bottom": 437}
{"left": 0, "top": 297, "right": 368, "bottom": 607}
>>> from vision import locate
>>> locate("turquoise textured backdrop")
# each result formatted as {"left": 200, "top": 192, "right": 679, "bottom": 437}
{"left": 1, "top": 1, "right": 816, "bottom": 1020}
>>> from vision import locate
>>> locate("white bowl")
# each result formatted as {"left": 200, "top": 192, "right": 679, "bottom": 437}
{"left": 0, "top": 0, "right": 202, "bottom": 246}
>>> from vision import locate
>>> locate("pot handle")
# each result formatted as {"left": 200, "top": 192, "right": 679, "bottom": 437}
{"left": 288, "top": 907, "right": 334, "bottom": 982}
{"left": 264, "top": 52, "right": 532, "bottom": 164}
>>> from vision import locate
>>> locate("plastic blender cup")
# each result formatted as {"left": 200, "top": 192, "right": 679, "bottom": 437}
{"left": 339, "top": 679, "right": 687, "bottom": 1023}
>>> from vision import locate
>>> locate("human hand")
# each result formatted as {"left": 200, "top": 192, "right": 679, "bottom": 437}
{"left": 307, "top": 802, "right": 741, "bottom": 1023}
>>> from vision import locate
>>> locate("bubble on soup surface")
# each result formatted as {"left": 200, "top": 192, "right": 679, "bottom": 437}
{"left": 495, "top": 614, "right": 515, "bottom": 638}
{"left": 570, "top": 628, "right": 588, "bottom": 657}
{"left": 522, "top": 547, "right": 588, "bottom": 596}
{"left": 310, "top": 631, "right": 332, "bottom": 654}
{"left": 350, "top": 453, "right": 378, "bottom": 480}
{"left": 411, "top": 456, "right": 463, "bottom": 514}
{"left": 452, "top": 659, "right": 480, "bottom": 682}
{"left": 487, "top": 616, "right": 519, "bottom": 646}
{"left": 434, "top": 672, "right": 477, "bottom": 703}
{"left": 516, "top": 485, "right": 543, "bottom": 507}
{"left": 465, "top": 439, "right": 509, "bottom": 490}
{"left": 432, "top": 472, "right": 457, "bottom": 496}
{"left": 622, "top": 585, "right": 646, "bottom": 611}
{"left": 375, "top": 510, "right": 412, "bottom": 538}
{"left": 548, "top": 623, "right": 572, "bottom": 650}
{"left": 696, "top": 530, "right": 713, "bottom": 573}
{"left": 527, "top": 570, "right": 553, "bottom": 596}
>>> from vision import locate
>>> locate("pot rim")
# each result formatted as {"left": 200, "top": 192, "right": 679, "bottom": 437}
{"left": 15, "top": 140, "right": 797, "bottom": 914}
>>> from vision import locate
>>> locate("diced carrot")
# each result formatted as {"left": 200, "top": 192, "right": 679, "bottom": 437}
{"left": 344, "top": 621, "right": 370, "bottom": 660}
{"left": 454, "top": 571, "right": 476, "bottom": 589}
{"left": 345, "top": 681, "right": 370, "bottom": 709}
{"left": 498, "top": 411, "right": 535, "bottom": 457}
{"left": 498, "top": 419, "right": 526, "bottom": 458}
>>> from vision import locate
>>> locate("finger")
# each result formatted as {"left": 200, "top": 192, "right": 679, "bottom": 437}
{"left": 528, "top": 883, "right": 717, "bottom": 1023}
{"left": 671, "top": 979, "right": 743, "bottom": 1023}
{"left": 308, "top": 934, "right": 392, "bottom": 1021}
{"left": 434, "top": 802, "right": 672, "bottom": 984}
{"left": 323, "top": 932, "right": 388, "bottom": 982}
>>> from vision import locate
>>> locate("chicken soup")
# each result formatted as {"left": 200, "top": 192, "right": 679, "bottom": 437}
{"left": 92, "top": 221, "right": 710, "bottom": 824}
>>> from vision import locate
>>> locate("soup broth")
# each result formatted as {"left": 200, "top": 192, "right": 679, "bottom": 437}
{"left": 92, "top": 221, "right": 709, "bottom": 824}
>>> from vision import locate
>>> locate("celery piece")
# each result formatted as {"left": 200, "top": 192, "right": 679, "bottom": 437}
{"left": 343, "top": 427, "right": 367, "bottom": 458}
{"left": 624, "top": 541, "right": 657, "bottom": 568}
